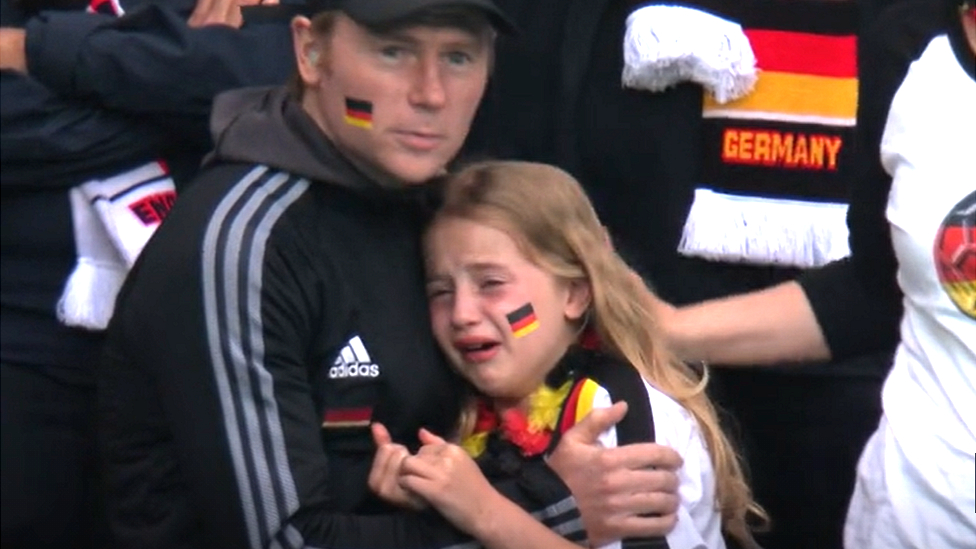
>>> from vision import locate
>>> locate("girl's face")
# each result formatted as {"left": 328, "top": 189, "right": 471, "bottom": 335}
{"left": 424, "top": 216, "right": 589, "bottom": 411}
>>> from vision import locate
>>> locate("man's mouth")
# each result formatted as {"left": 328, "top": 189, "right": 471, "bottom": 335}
{"left": 393, "top": 130, "right": 445, "bottom": 152}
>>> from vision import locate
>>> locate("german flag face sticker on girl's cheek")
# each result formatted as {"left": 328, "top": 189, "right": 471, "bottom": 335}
{"left": 344, "top": 98, "right": 373, "bottom": 129}
{"left": 507, "top": 303, "right": 540, "bottom": 338}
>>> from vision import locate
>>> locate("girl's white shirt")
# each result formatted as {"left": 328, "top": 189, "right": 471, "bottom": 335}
{"left": 593, "top": 379, "right": 724, "bottom": 549}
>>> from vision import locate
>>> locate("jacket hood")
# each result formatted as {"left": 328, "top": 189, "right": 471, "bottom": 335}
{"left": 208, "top": 86, "right": 373, "bottom": 190}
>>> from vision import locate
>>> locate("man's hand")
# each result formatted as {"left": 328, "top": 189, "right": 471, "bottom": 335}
{"left": 547, "top": 401, "right": 683, "bottom": 547}
{"left": 187, "top": 0, "right": 275, "bottom": 29}
{"left": 0, "top": 28, "right": 28, "bottom": 73}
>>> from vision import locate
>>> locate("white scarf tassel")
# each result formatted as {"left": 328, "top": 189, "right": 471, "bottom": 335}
{"left": 678, "top": 189, "right": 851, "bottom": 268}
{"left": 622, "top": 5, "right": 757, "bottom": 103}
{"left": 57, "top": 161, "right": 175, "bottom": 331}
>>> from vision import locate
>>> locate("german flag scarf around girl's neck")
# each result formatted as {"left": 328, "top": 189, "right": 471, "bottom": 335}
{"left": 460, "top": 344, "right": 608, "bottom": 460}
{"left": 678, "top": 0, "right": 859, "bottom": 268}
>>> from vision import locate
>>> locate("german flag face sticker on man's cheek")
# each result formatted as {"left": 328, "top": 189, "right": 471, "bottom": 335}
{"left": 507, "top": 303, "right": 540, "bottom": 338}
{"left": 344, "top": 98, "right": 373, "bottom": 129}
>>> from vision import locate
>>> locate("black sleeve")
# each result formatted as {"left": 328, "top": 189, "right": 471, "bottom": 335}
{"left": 24, "top": 5, "right": 295, "bottom": 121}
{"left": 102, "top": 166, "right": 578, "bottom": 549}
{"left": 0, "top": 70, "right": 165, "bottom": 191}
{"left": 797, "top": 0, "right": 945, "bottom": 360}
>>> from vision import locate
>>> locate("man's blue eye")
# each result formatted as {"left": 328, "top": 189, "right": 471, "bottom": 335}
{"left": 445, "top": 51, "right": 472, "bottom": 65}
{"left": 380, "top": 46, "right": 406, "bottom": 59}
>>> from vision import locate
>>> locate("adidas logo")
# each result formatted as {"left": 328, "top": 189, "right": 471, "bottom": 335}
{"left": 329, "top": 335, "right": 381, "bottom": 379}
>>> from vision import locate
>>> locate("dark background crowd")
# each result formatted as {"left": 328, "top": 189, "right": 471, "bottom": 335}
{"left": 0, "top": 0, "right": 951, "bottom": 548}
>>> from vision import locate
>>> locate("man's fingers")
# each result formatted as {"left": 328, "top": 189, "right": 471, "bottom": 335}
{"left": 418, "top": 427, "right": 446, "bottom": 446}
{"left": 614, "top": 484, "right": 681, "bottom": 517}
{"left": 613, "top": 512, "right": 680, "bottom": 539}
{"left": 223, "top": 0, "right": 249, "bottom": 29}
{"left": 0, "top": 29, "right": 28, "bottom": 73}
{"left": 188, "top": 0, "right": 215, "bottom": 27}
{"left": 604, "top": 442, "right": 684, "bottom": 472}
{"left": 371, "top": 422, "right": 393, "bottom": 446}
{"left": 563, "top": 401, "right": 628, "bottom": 444}
{"left": 187, "top": 0, "right": 246, "bottom": 29}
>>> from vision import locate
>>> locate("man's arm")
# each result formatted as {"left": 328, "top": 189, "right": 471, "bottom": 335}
{"left": 0, "top": 70, "right": 166, "bottom": 190}
{"left": 2, "top": 4, "right": 293, "bottom": 120}
{"left": 547, "top": 402, "right": 682, "bottom": 546}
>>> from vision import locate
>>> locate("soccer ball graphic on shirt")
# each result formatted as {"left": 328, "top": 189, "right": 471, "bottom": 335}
{"left": 933, "top": 190, "right": 976, "bottom": 320}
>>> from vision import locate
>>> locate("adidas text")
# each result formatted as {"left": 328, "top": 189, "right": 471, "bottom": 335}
{"left": 328, "top": 363, "right": 380, "bottom": 378}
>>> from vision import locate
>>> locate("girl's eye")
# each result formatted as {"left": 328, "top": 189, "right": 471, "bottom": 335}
{"left": 426, "top": 287, "right": 452, "bottom": 299}
{"left": 479, "top": 279, "right": 504, "bottom": 291}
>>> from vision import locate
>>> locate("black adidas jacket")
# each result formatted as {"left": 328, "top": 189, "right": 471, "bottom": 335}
{"left": 101, "top": 86, "right": 581, "bottom": 549}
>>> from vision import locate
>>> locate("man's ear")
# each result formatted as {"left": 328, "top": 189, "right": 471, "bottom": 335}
{"left": 291, "top": 16, "right": 321, "bottom": 86}
{"left": 564, "top": 279, "right": 592, "bottom": 322}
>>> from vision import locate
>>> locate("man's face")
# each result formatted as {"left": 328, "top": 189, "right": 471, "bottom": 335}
{"left": 296, "top": 14, "right": 491, "bottom": 185}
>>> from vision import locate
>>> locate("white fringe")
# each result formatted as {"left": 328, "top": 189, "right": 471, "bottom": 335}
{"left": 57, "top": 162, "right": 172, "bottom": 331}
{"left": 56, "top": 257, "right": 128, "bottom": 331}
{"left": 622, "top": 5, "right": 757, "bottom": 103}
{"left": 678, "top": 189, "right": 851, "bottom": 268}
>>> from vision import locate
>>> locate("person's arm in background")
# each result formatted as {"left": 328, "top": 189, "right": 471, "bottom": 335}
{"left": 0, "top": 4, "right": 293, "bottom": 122}
{"left": 1, "top": 66, "right": 166, "bottom": 192}
{"left": 655, "top": 0, "right": 926, "bottom": 367}
{"left": 0, "top": 0, "right": 167, "bottom": 190}
{"left": 793, "top": 0, "right": 933, "bottom": 362}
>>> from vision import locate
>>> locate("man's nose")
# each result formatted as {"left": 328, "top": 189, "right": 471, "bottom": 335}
{"left": 408, "top": 55, "right": 447, "bottom": 110}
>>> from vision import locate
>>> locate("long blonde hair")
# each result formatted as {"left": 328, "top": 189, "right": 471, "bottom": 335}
{"left": 433, "top": 160, "right": 766, "bottom": 547}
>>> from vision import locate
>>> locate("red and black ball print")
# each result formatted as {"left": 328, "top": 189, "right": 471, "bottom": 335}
{"left": 933, "top": 191, "right": 976, "bottom": 320}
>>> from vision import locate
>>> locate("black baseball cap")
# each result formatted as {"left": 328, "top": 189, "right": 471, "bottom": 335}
{"left": 297, "top": 0, "right": 517, "bottom": 34}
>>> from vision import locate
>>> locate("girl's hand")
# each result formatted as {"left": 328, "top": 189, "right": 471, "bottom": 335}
{"left": 367, "top": 423, "right": 426, "bottom": 510}
{"left": 399, "top": 429, "right": 502, "bottom": 535}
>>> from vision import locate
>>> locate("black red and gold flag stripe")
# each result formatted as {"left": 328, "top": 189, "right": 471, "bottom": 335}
{"left": 321, "top": 407, "right": 372, "bottom": 429}
{"left": 344, "top": 98, "right": 373, "bottom": 129}
{"left": 506, "top": 303, "right": 540, "bottom": 338}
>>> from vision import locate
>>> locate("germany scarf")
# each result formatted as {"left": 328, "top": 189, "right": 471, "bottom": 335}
{"left": 678, "top": 0, "right": 859, "bottom": 268}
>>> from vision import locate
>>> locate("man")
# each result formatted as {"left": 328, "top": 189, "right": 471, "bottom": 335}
{"left": 97, "top": 1, "right": 683, "bottom": 548}
{"left": 0, "top": 0, "right": 172, "bottom": 545}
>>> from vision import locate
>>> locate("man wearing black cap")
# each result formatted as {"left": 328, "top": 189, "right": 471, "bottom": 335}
{"left": 92, "top": 2, "right": 683, "bottom": 549}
